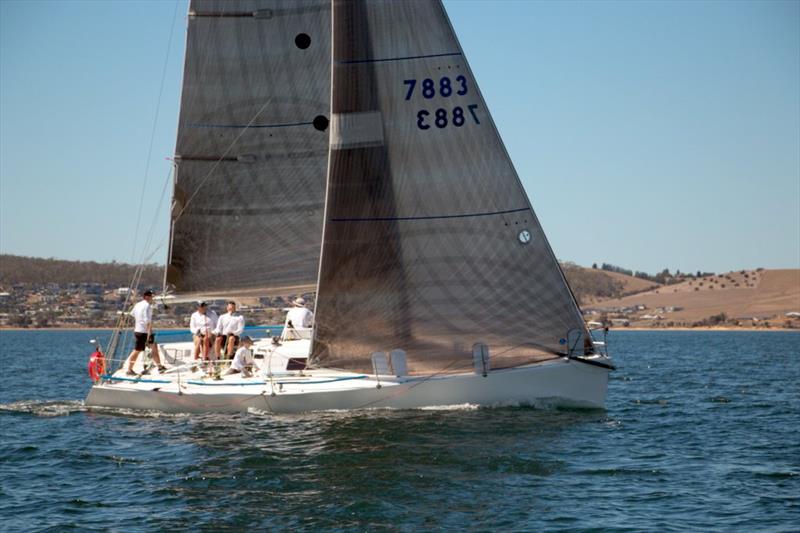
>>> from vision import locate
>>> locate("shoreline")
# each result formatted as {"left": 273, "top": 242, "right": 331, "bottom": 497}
{"left": 619, "top": 326, "right": 797, "bottom": 332}
{"left": 1, "top": 326, "right": 796, "bottom": 332}
{"left": 0, "top": 325, "right": 285, "bottom": 332}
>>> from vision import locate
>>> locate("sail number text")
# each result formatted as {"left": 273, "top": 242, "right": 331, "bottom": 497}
{"left": 404, "top": 76, "right": 468, "bottom": 100}
{"left": 416, "top": 106, "right": 479, "bottom": 130}
{"left": 404, "top": 76, "right": 481, "bottom": 130}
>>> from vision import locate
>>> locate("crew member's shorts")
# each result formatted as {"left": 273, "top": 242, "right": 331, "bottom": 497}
{"left": 134, "top": 332, "right": 156, "bottom": 351}
{"left": 221, "top": 334, "right": 240, "bottom": 348}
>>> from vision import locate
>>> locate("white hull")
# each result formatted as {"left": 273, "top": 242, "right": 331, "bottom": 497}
{"left": 85, "top": 356, "right": 611, "bottom": 414}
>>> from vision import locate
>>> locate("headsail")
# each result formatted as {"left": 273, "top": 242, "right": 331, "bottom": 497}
{"left": 311, "top": 0, "right": 589, "bottom": 375}
{"left": 166, "top": 0, "right": 331, "bottom": 297}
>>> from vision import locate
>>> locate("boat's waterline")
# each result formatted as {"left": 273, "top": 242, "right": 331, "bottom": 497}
{"left": 85, "top": 357, "right": 610, "bottom": 414}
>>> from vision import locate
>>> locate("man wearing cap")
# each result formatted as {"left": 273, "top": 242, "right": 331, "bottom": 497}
{"left": 226, "top": 336, "right": 257, "bottom": 377}
{"left": 189, "top": 301, "right": 218, "bottom": 362}
{"left": 284, "top": 297, "right": 314, "bottom": 339}
{"left": 126, "top": 290, "right": 166, "bottom": 375}
{"left": 214, "top": 301, "right": 245, "bottom": 359}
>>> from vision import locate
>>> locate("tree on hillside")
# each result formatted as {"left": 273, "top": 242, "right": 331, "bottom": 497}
{"left": 601, "top": 263, "right": 634, "bottom": 277}
{"left": 0, "top": 255, "right": 162, "bottom": 286}
{"left": 561, "top": 263, "right": 625, "bottom": 304}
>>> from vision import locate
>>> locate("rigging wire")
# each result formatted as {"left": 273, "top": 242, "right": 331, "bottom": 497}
{"left": 171, "top": 97, "right": 274, "bottom": 223}
{"left": 138, "top": 165, "right": 174, "bottom": 272}
{"left": 105, "top": 1, "right": 180, "bottom": 367}
{"left": 103, "top": 5, "right": 282, "bottom": 366}
{"left": 130, "top": 0, "right": 180, "bottom": 263}
{"left": 138, "top": 95, "right": 277, "bottom": 304}
{"left": 143, "top": 98, "right": 277, "bottom": 307}
{"left": 105, "top": 166, "right": 174, "bottom": 367}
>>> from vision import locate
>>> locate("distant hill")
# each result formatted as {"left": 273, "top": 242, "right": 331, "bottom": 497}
{"left": 600, "top": 270, "right": 661, "bottom": 298}
{"left": 589, "top": 269, "right": 800, "bottom": 326}
{"left": 0, "top": 254, "right": 656, "bottom": 302}
{"left": 2, "top": 255, "right": 796, "bottom": 328}
{"left": 561, "top": 262, "right": 660, "bottom": 305}
{"left": 0, "top": 254, "right": 162, "bottom": 287}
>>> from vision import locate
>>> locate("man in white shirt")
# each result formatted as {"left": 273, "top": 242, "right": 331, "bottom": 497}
{"left": 126, "top": 290, "right": 166, "bottom": 375}
{"left": 214, "top": 301, "right": 245, "bottom": 359}
{"left": 189, "top": 301, "right": 217, "bottom": 362}
{"left": 226, "top": 336, "right": 256, "bottom": 377}
{"left": 284, "top": 297, "right": 314, "bottom": 339}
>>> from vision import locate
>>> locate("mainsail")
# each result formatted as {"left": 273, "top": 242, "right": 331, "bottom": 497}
{"left": 311, "top": 0, "right": 589, "bottom": 375}
{"left": 166, "top": 0, "right": 331, "bottom": 297}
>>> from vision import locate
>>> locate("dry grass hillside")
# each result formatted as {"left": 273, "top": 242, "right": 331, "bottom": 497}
{"left": 0, "top": 254, "right": 162, "bottom": 287}
{"left": 561, "top": 263, "right": 661, "bottom": 305}
{"left": 600, "top": 270, "right": 661, "bottom": 299}
{"left": 589, "top": 269, "right": 800, "bottom": 327}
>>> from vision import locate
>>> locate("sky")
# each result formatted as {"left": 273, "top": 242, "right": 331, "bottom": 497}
{"left": 1, "top": 0, "right": 798, "bottom": 275}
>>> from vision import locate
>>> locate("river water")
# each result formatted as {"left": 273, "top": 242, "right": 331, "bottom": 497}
{"left": 0, "top": 330, "right": 797, "bottom": 531}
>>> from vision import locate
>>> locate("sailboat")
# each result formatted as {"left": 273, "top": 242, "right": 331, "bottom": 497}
{"left": 86, "top": 0, "right": 613, "bottom": 414}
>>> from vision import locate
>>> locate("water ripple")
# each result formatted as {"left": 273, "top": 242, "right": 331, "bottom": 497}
{"left": 0, "top": 329, "right": 798, "bottom": 530}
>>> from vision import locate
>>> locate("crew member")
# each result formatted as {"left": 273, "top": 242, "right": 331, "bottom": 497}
{"left": 284, "top": 297, "right": 314, "bottom": 339}
{"left": 126, "top": 290, "right": 166, "bottom": 375}
{"left": 214, "top": 301, "right": 245, "bottom": 359}
{"left": 189, "top": 301, "right": 217, "bottom": 362}
{"left": 226, "top": 336, "right": 256, "bottom": 377}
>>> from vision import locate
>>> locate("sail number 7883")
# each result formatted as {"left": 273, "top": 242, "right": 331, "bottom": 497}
{"left": 417, "top": 106, "right": 479, "bottom": 130}
{"left": 404, "top": 76, "right": 467, "bottom": 100}
{"left": 404, "top": 75, "right": 481, "bottom": 130}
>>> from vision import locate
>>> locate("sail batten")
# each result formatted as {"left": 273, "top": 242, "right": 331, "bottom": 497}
{"left": 336, "top": 51, "right": 463, "bottom": 65}
{"left": 185, "top": 122, "right": 316, "bottom": 128}
{"left": 329, "top": 207, "right": 530, "bottom": 223}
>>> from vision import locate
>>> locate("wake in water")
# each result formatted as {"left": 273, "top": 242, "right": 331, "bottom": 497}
{"left": 243, "top": 400, "right": 601, "bottom": 426}
{"left": 2, "top": 396, "right": 598, "bottom": 419}
{"left": 246, "top": 399, "right": 579, "bottom": 418}
{"left": 0, "top": 400, "right": 193, "bottom": 419}
{"left": 0, "top": 400, "right": 87, "bottom": 417}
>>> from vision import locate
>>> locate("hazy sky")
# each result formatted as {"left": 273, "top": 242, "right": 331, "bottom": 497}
{"left": 1, "top": 0, "right": 798, "bottom": 274}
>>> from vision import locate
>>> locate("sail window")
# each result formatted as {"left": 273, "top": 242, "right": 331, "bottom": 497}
{"left": 295, "top": 33, "right": 311, "bottom": 49}
{"left": 518, "top": 230, "right": 532, "bottom": 244}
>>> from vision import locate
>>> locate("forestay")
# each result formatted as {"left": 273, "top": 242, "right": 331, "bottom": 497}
{"left": 311, "top": 0, "right": 590, "bottom": 375}
{"left": 166, "top": 0, "right": 331, "bottom": 297}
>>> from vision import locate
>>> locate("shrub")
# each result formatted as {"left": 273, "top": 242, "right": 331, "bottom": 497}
{"left": 561, "top": 264, "right": 625, "bottom": 304}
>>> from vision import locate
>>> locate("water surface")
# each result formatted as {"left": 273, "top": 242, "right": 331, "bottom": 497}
{"left": 1, "top": 330, "right": 798, "bottom": 531}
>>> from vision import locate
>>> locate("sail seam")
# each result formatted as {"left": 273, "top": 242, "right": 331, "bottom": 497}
{"left": 190, "top": 12, "right": 255, "bottom": 17}
{"left": 330, "top": 207, "right": 528, "bottom": 222}
{"left": 187, "top": 121, "right": 314, "bottom": 129}
{"left": 337, "top": 51, "right": 462, "bottom": 65}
